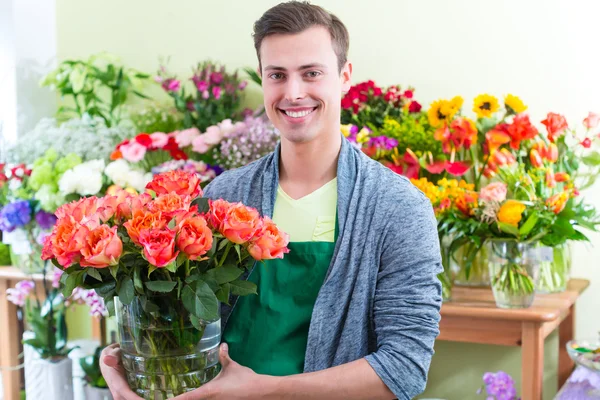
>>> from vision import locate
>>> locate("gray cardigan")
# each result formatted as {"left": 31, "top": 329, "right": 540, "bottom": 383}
{"left": 203, "top": 137, "right": 443, "bottom": 399}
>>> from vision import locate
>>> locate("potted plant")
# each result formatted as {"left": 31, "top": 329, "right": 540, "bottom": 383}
{"left": 81, "top": 346, "right": 113, "bottom": 400}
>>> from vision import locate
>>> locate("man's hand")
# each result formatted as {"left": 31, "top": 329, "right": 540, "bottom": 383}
{"left": 174, "top": 343, "right": 275, "bottom": 400}
{"left": 100, "top": 343, "right": 142, "bottom": 400}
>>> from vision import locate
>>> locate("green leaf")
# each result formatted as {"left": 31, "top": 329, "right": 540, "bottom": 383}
{"left": 229, "top": 279, "right": 257, "bottom": 296}
{"left": 234, "top": 245, "right": 242, "bottom": 262}
{"left": 218, "top": 239, "right": 228, "bottom": 251}
{"left": 94, "top": 281, "right": 116, "bottom": 297}
{"left": 86, "top": 268, "right": 102, "bottom": 282}
{"left": 191, "top": 197, "right": 210, "bottom": 213}
{"left": 109, "top": 265, "right": 119, "bottom": 280}
{"left": 214, "top": 264, "right": 244, "bottom": 284}
{"left": 63, "top": 270, "right": 84, "bottom": 298}
{"left": 182, "top": 281, "right": 219, "bottom": 321}
{"left": 118, "top": 277, "right": 135, "bottom": 305}
{"left": 133, "top": 266, "right": 144, "bottom": 294}
{"left": 144, "top": 280, "right": 177, "bottom": 293}
{"left": 148, "top": 264, "right": 158, "bottom": 278}
{"left": 168, "top": 218, "right": 176, "bottom": 230}
{"left": 519, "top": 213, "right": 539, "bottom": 237}
{"left": 216, "top": 283, "right": 231, "bottom": 304}
{"left": 176, "top": 253, "right": 188, "bottom": 267}
{"left": 582, "top": 151, "right": 600, "bottom": 166}
{"left": 497, "top": 222, "right": 520, "bottom": 237}
{"left": 165, "top": 261, "right": 177, "bottom": 274}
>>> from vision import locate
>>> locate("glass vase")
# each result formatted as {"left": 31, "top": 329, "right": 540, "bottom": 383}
{"left": 536, "top": 243, "right": 571, "bottom": 294}
{"left": 9, "top": 241, "right": 44, "bottom": 274}
{"left": 450, "top": 241, "right": 490, "bottom": 287}
{"left": 115, "top": 296, "right": 221, "bottom": 399}
{"left": 439, "top": 235, "right": 453, "bottom": 302}
{"left": 487, "top": 240, "right": 542, "bottom": 309}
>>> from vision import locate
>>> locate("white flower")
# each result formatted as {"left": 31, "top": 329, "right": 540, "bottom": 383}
{"left": 59, "top": 159, "right": 105, "bottom": 196}
{"left": 105, "top": 159, "right": 151, "bottom": 192}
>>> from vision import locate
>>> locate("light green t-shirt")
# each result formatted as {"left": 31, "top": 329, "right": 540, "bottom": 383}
{"left": 272, "top": 178, "right": 337, "bottom": 242}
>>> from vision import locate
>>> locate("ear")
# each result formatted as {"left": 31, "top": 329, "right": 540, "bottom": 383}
{"left": 341, "top": 61, "right": 352, "bottom": 93}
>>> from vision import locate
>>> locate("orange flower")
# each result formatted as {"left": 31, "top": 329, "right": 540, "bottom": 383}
{"left": 541, "top": 112, "right": 568, "bottom": 142}
{"left": 483, "top": 149, "right": 517, "bottom": 178}
{"left": 139, "top": 228, "right": 179, "bottom": 267}
{"left": 248, "top": 217, "right": 290, "bottom": 260}
{"left": 42, "top": 218, "right": 90, "bottom": 267}
{"left": 497, "top": 200, "right": 526, "bottom": 227}
{"left": 222, "top": 202, "right": 263, "bottom": 244}
{"left": 555, "top": 172, "right": 570, "bottom": 182}
{"left": 486, "top": 123, "right": 511, "bottom": 154}
{"left": 116, "top": 193, "right": 152, "bottom": 221}
{"left": 529, "top": 148, "right": 543, "bottom": 168}
{"left": 56, "top": 197, "right": 103, "bottom": 226}
{"left": 124, "top": 209, "right": 167, "bottom": 246}
{"left": 147, "top": 193, "right": 191, "bottom": 217}
{"left": 545, "top": 169, "right": 556, "bottom": 188}
{"left": 455, "top": 191, "right": 478, "bottom": 217}
{"left": 80, "top": 225, "right": 123, "bottom": 268}
{"left": 207, "top": 199, "right": 232, "bottom": 231}
{"left": 435, "top": 118, "right": 478, "bottom": 153}
{"left": 177, "top": 217, "right": 213, "bottom": 260}
{"left": 507, "top": 114, "right": 539, "bottom": 150}
{"left": 546, "top": 192, "right": 568, "bottom": 214}
{"left": 146, "top": 170, "right": 202, "bottom": 198}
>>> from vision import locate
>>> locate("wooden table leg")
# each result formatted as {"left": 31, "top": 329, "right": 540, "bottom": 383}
{"left": 0, "top": 279, "right": 22, "bottom": 400}
{"left": 558, "top": 305, "right": 575, "bottom": 388}
{"left": 522, "top": 322, "right": 545, "bottom": 400}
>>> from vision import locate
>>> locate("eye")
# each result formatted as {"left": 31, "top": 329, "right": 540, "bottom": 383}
{"left": 305, "top": 71, "right": 321, "bottom": 78}
{"left": 269, "top": 72, "right": 284, "bottom": 80}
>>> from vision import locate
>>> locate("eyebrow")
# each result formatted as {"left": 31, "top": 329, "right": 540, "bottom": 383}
{"left": 264, "top": 63, "right": 328, "bottom": 71}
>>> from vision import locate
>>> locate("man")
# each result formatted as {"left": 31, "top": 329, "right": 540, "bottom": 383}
{"left": 101, "top": 2, "right": 442, "bottom": 399}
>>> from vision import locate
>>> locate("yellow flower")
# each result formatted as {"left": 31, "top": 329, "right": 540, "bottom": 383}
{"left": 356, "top": 128, "right": 370, "bottom": 143}
{"left": 340, "top": 124, "right": 352, "bottom": 137}
{"left": 504, "top": 94, "right": 527, "bottom": 114}
{"left": 428, "top": 99, "right": 448, "bottom": 127}
{"left": 473, "top": 94, "right": 500, "bottom": 119}
{"left": 450, "top": 96, "right": 464, "bottom": 114}
{"left": 497, "top": 200, "right": 527, "bottom": 227}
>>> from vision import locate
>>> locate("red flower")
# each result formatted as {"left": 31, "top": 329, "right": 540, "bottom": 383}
{"left": 403, "top": 90, "right": 414, "bottom": 99}
{"left": 581, "top": 138, "right": 592, "bottom": 148}
{"left": 409, "top": 101, "right": 422, "bottom": 113}
{"left": 135, "top": 133, "right": 153, "bottom": 148}
{"left": 541, "top": 112, "right": 568, "bottom": 142}
{"left": 507, "top": 114, "right": 538, "bottom": 150}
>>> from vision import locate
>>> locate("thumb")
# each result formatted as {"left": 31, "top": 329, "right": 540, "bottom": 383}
{"left": 219, "top": 342, "right": 232, "bottom": 368}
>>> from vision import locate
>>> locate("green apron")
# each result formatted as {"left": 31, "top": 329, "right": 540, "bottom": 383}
{"left": 222, "top": 218, "right": 338, "bottom": 376}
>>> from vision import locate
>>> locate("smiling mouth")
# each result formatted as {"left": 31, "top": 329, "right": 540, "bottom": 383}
{"left": 279, "top": 107, "right": 318, "bottom": 118}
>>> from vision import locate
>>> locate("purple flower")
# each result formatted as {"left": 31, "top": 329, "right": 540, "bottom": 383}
{"left": 68, "top": 288, "right": 107, "bottom": 318}
{"left": 52, "top": 267, "right": 63, "bottom": 289}
{"left": 369, "top": 136, "right": 398, "bottom": 150}
{"left": 35, "top": 210, "right": 57, "bottom": 230}
{"left": 210, "top": 72, "right": 223, "bottom": 85}
{"left": 6, "top": 280, "right": 35, "bottom": 306}
{"left": 481, "top": 371, "right": 518, "bottom": 400}
{"left": 0, "top": 200, "right": 32, "bottom": 232}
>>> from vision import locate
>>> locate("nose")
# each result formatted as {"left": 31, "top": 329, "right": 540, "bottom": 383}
{"left": 284, "top": 76, "right": 306, "bottom": 102}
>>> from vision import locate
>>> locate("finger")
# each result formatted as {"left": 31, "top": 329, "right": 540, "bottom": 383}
{"left": 219, "top": 343, "right": 231, "bottom": 368}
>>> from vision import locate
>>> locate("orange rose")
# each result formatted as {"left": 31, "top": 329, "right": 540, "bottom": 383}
{"left": 80, "top": 225, "right": 123, "bottom": 268}
{"left": 147, "top": 193, "right": 191, "bottom": 217}
{"left": 248, "top": 217, "right": 290, "bottom": 260}
{"left": 177, "top": 217, "right": 213, "bottom": 260}
{"left": 56, "top": 197, "right": 103, "bottom": 225}
{"left": 116, "top": 193, "right": 152, "bottom": 221}
{"left": 146, "top": 170, "right": 202, "bottom": 198}
{"left": 221, "top": 203, "right": 263, "bottom": 244}
{"left": 139, "top": 228, "right": 179, "bottom": 267}
{"left": 124, "top": 209, "right": 167, "bottom": 246}
{"left": 207, "top": 199, "right": 231, "bottom": 231}
{"left": 42, "top": 217, "right": 89, "bottom": 267}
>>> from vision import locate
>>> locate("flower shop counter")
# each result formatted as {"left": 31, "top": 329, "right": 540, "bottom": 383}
{"left": 439, "top": 278, "right": 589, "bottom": 400}
{"left": 0, "top": 266, "right": 104, "bottom": 400}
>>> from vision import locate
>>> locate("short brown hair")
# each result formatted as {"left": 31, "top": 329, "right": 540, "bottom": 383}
{"left": 253, "top": 1, "right": 350, "bottom": 72}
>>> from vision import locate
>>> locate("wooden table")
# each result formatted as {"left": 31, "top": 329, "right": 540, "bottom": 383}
{"left": 439, "top": 279, "right": 589, "bottom": 400}
{"left": 0, "top": 266, "right": 104, "bottom": 400}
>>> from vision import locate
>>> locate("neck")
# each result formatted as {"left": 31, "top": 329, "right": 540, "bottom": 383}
{"left": 278, "top": 132, "right": 342, "bottom": 199}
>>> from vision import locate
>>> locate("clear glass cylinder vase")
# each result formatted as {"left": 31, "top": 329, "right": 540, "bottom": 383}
{"left": 487, "top": 240, "right": 542, "bottom": 309}
{"left": 115, "top": 296, "right": 221, "bottom": 399}
{"left": 450, "top": 241, "right": 490, "bottom": 287}
{"left": 536, "top": 243, "right": 571, "bottom": 294}
{"left": 439, "top": 235, "right": 453, "bottom": 302}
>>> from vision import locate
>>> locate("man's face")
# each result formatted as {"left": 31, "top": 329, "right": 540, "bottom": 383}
{"left": 259, "top": 26, "right": 352, "bottom": 144}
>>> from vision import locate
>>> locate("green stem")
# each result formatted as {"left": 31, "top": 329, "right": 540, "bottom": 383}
{"left": 217, "top": 242, "right": 231, "bottom": 268}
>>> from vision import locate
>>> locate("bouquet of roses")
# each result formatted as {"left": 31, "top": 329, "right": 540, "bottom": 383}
{"left": 41, "top": 170, "right": 289, "bottom": 398}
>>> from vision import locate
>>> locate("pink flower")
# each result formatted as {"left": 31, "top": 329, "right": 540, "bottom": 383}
{"left": 6, "top": 280, "right": 35, "bottom": 307}
{"left": 120, "top": 142, "right": 147, "bottom": 163}
{"left": 581, "top": 138, "right": 592, "bottom": 148}
{"left": 175, "top": 128, "right": 201, "bottom": 147}
{"left": 583, "top": 112, "right": 600, "bottom": 130}
{"left": 202, "top": 90, "right": 210, "bottom": 99}
{"left": 203, "top": 126, "right": 223, "bottom": 145}
{"left": 212, "top": 86, "right": 222, "bottom": 100}
{"left": 210, "top": 72, "right": 223, "bottom": 84}
{"left": 52, "top": 267, "right": 64, "bottom": 289}
{"left": 192, "top": 135, "right": 210, "bottom": 154}
{"left": 195, "top": 80, "right": 209, "bottom": 92}
{"left": 238, "top": 81, "right": 248, "bottom": 90}
{"left": 162, "top": 79, "right": 180, "bottom": 92}
{"left": 480, "top": 182, "right": 508, "bottom": 203}
{"left": 150, "top": 132, "right": 169, "bottom": 148}
{"left": 218, "top": 119, "right": 235, "bottom": 136}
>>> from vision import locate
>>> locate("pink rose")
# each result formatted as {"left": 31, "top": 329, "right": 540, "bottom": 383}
{"left": 175, "top": 128, "right": 201, "bottom": 147}
{"left": 480, "top": 182, "right": 508, "bottom": 203}
{"left": 221, "top": 203, "right": 263, "bottom": 244}
{"left": 202, "top": 90, "right": 210, "bottom": 99}
{"left": 203, "top": 126, "right": 223, "bottom": 145}
{"left": 583, "top": 112, "right": 600, "bottom": 130}
{"left": 120, "top": 142, "right": 147, "bottom": 163}
{"left": 248, "top": 217, "right": 290, "bottom": 260}
{"left": 80, "top": 225, "right": 123, "bottom": 268}
{"left": 192, "top": 135, "right": 210, "bottom": 154}
{"left": 139, "top": 228, "right": 179, "bottom": 267}
{"left": 150, "top": 132, "right": 169, "bottom": 148}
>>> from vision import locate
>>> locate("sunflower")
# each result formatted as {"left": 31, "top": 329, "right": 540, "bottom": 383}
{"left": 504, "top": 94, "right": 527, "bottom": 114}
{"left": 428, "top": 99, "right": 447, "bottom": 127}
{"left": 473, "top": 94, "right": 500, "bottom": 119}
{"left": 450, "top": 96, "right": 464, "bottom": 114}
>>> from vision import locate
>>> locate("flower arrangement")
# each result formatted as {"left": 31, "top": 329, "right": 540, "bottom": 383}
{"left": 42, "top": 170, "right": 289, "bottom": 397}
{"left": 215, "top": 114, "right": 280, "bottom": 170}
{"left": 40, "top": 52, "right": 151, "bottom": 127}
{"left": 157, "top": 60, "right": 248, "bottom": 131}
{"left": 151, "top": 160, "right": 219, "bottom": 185}
{"left": 127, "top": 101, "right": 184, "bottom": 134}
{"left": 340, "top": 80, "right": 421, "bottom": 129}
{"left": 7, "top": 115, "right": 135, "bottom": 165}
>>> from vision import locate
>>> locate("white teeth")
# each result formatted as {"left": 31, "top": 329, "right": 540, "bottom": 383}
{"left": 284, "top": 108, "right": 314, "bottom": 118}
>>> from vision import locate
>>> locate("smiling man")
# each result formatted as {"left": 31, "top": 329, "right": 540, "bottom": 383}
{"left": 101, "top": 2, "right": 443, "bottom": 399}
